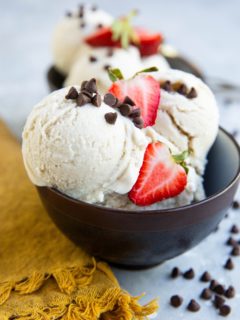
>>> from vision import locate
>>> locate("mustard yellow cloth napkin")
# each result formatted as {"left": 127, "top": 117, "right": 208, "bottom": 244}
{"left": 0, "top": 120, "right": 158, "bottom": 319}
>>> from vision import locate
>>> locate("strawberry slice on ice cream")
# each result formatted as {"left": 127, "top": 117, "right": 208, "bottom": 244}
{"left": 129, "top": 142, "right": 188, "bottom": 206}
{"left": 85, "top": 11, "right": 163, "bottom": 56}
{"left": 109, "top": 74, "right": 160, "bottom": 127}
{"left": 135, "top": 28, "right": 163, "bottom": 56}
{"left": 85, "top": 27, "right": 120, "bottom": 47}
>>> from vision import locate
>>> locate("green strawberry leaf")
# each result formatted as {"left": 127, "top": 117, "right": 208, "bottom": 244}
{"left": 173, "top": 150, "right": 188, "bottom": 162}
{"left": 134, "top": 66, "right": 159, "bottom": 76}
{"left": 108, "top": 68, "right": 124, "bottom": 82}
{"left": 111, "top": 10, "right": 139, "bottom": 49}
{"left": 173, "top": 150, "right": 189, "bottom": 174}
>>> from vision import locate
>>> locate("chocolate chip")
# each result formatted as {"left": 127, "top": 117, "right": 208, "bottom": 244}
{"left": 65, "top": 87, "right": 79, "bottom": 100}
{"left": 129, "top": 108, "right": 141, "bottom": 118}
{"left": 81, "top": 80, "right": 88, "bottom": 90}
{"left": 232, "top": 200, "right": 239, "bottom": 209}
{"left": 230, "top": 224, "right": 239, "bottom": 234}
{"left": 183, "top": 268, "right": 195, "bottom": 280}
{"left": 226, "top": 237, "right": 238, "bottom": 246}
{"left": 76, "top": 93, "right": 91, "bottom": 106}
{"left": 170, "top": 295, "right": 183, "bottom": 308}
{"left": 219, "top": 305, "right": 231, "bottom": 316}
{"left": 187, "top": 299, "right": 200, "bottom": 312}
{"left": 187, "top": 87, "right": 197, "bottom": 99}
{"left": 224, "top": 258, "right": 234, "bottom": 270}
{"left": 200, "top": 271, "right": 211, "bottom": 282}
{"left": 133, "top": 117, "right": 144, "bottom": 129}
{"left": 103, "top": 93, "right": 117, "bottom": 107}
{"left": 214, "top": 295, "right": 225, "bottom": 309}
{"left": 106, "top": 48, "right": 114, "bottom": 57}
{"left": 92, "top": 93, "right": 102, "bottom": 107}
{"left": 80, "top": 22, "right": 85, "bottom": 28}
{"left": 89, "top": 56, "right": 97, "bottom": 63}
{"left": 210, "top": 280, "right": 219, "bottom": 290}
{"left": 97, "top": 23, "right": 103, "bottom": 29}
{"left": 214, "top": 285, "right": 225, "bottom": 295}
{"left": 171, "top": 267, "right": 181, "bottom": 279}
{"left": 177, "top": 84, "right": 188, "bottom": 96}
{"left": 103, "top": 64, "right": 111, "bottom": 71}
{"left": 225, "top": 286, "right": 235, "bottom": 299}
{"left": 79, "top": 5, "right": 84, "bottom": 18}
{"left": 85, "top": 78, "right": 97, "bottom": 93}
{"left": 231, "top": 245, "right": 240, "bottom": 256}
{"left": 200, "top": 288, "right": 212, "bottom": 300}
{"left": 123, "top": 96, "right": 135, "bottom": 106}
{"left": 119, "top": 104, "right": 132, "bottom": 116}
{"left": 105, "top": 112, "right": 117, "bottom": 124}
{"left": 161, "top": 80, "right": 172, "bottom": 92}
{"left": 81, "top": 90, "right": 93, "bottom": 99}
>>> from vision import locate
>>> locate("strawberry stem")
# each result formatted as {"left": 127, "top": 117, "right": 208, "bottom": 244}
{"left": 111, "top": 10, "right": 139, "bottom": 49}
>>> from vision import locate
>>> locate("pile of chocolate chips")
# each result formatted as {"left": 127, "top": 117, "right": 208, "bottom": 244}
{"left": 65, "top": 79, "right": 102, "bottom": 107}
{"left": 65, "top": 79, "right": 143, "bottom": 127}
{"left": 168, "top": 201, "right": 240, "bottom": 317}
{"left": 170, "top": 267, "right": 234, "bottom": 316}
{"left": 161, "top": 80, "right": 197, "bottom": 99}
{"left": 103, "top": 93, "right": 144, "bottom": 129}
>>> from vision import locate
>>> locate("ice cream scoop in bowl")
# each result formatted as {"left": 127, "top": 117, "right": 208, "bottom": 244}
{"left": 36, "top": 127, "right": 240, "bottom": 268}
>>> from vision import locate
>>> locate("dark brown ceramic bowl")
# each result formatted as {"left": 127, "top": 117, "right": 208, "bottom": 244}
{"left": 37, "top": 127, "right": 240, "bottom": 269}
{"left": 46, "top": 54, "right": 204, "bottom": 92}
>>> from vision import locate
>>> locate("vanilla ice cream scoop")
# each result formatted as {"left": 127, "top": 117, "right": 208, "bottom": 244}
{"left": 65, "top": 45, "right": 170, "bottom": 93}
{"left": 153, "top": 69, "right": 219, "bottom": 174}
{"left": 52, "top": 5, "right": 113, "bottom": 75}
{"left": 22, "top": 86, "right": 163, "bottom": 203}
{"left": 65, "top": 45, "right": 144, "bottom": 93}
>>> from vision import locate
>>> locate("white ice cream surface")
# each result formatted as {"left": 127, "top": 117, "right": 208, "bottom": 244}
{"left": 22, "top": 87, "right": 154, "bottom": 203}
{"left": 153, "top": 69, "right": 219, "bottom": 174}
{"left": 142, "top": 54, "right": 170, "bottom": 73}
{"left": 52, "top": 6, "right": 113, "bottom": 75}
{"left": 65, "top": 45, "right": 144, "bottom": 93}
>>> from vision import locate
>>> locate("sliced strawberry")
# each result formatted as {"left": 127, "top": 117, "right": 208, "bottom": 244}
{"left": 109, "top": 75, "right": 160, "bottom": 127}
{"left": 129, "top": 142, "right": 187, "bottom": 206}
{"left": 85, "top": 25, "right": 163, "bottom": 56}
{"left": 135, "top": 28, "right": 163, "bottom": 56}
{"left": 85, "top": 27, "right": 120, "bottom": 47}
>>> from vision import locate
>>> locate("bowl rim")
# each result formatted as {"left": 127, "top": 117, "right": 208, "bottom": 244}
{"left": 46, "top": 127, "right": 240, "bottom": 215}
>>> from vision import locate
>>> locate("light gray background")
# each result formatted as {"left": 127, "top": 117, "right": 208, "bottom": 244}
{"left": 0, "top": 1, "right": 240, "bottom": 319}
{"left": 1, "top": 0, "right": 240, "bottom": 137}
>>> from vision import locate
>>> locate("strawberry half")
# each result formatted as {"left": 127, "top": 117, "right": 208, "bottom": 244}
{"left": 109, "top": 74, "right": 160, "bottom": 127}
{"left": 85, "top": 27, "right": 120, "bottom": 47}
{"left": 128, "top": 142, "right": 188, "bottom": 206}
{"left": 135, "top": 28, "right": 163, "bottom": 56}
{"left": 85, "top": 23, "right": 163, "bottom": 56}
